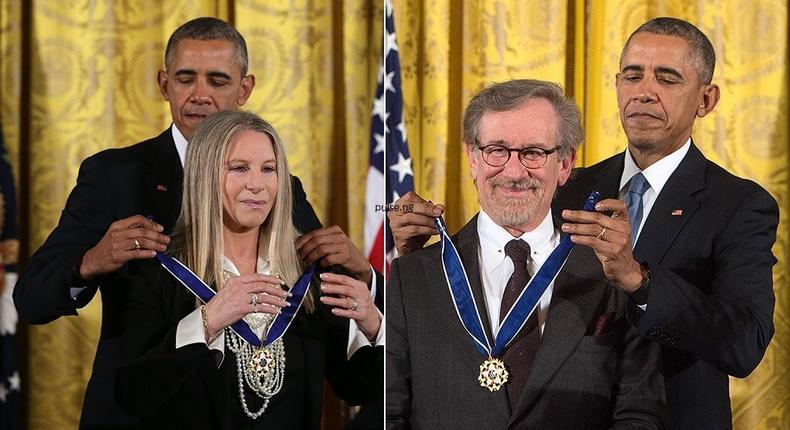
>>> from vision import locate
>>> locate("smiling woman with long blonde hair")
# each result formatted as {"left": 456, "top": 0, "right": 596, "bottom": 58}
{"left": 113, "top": 110, "right": 382, "bottom": 429}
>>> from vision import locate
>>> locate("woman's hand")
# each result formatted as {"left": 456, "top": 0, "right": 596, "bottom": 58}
{"left": 203, "top": 273, "right": 291, "bottom": 339}
{"left": 318, "top": 272, "right": 381, "bottom": 341}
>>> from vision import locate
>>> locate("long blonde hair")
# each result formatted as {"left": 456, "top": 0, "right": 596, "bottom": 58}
{"left": 171, "top": 110, "right": 308, "bottom": 308}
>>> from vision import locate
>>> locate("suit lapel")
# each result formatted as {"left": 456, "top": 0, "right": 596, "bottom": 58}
{"left": 509, "top": 238, "right": 607, "bottom": 423}
{"left": 171, "top": 282, "right": 232, "bottom": 429}
{"left": 594, "top": 153, "right": 625, "bottom": 199}
{"left": 143, "top": 128, "right": 184, "bottom": 232}
{"left": 633, "top": 143, "right": 705, "bottom": 262}
{"left": 453, "top": 215, "right": 497, "bottom": 343}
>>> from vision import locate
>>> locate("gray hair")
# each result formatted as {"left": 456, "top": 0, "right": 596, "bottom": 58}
{"left": 462, "top": 79, "right": 583, "bottom": 157}
{"left": 622, "top": 17, "right": 716, "bottom": 85}
{"left": 165, "top": 17, "right": 249, "bottom": 76}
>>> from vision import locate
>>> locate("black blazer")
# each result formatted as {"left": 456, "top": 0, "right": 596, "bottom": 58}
{"left": 14, "top": 128, "right": 323, "bottom": 429}
{"left": 553, "top": 143, "right": 778, "bottom": 429}
{"left": 113, "top": 259, "right": 383, "bottom": 430}
{"left": 386, "top": 215, "right": 667, "bottom": 429}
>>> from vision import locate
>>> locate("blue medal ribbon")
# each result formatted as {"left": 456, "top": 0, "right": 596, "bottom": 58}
{"left": 263, "top": 264, "right": 314, "bottom": 346}
{"left": 156, "top": 252, "right": 314, "bottom": 348}
{"left": 438, "top": 191, "right": 600, "bottom": 358}
{"left": 437, "top": 218, "right": 491, "bottom": 355}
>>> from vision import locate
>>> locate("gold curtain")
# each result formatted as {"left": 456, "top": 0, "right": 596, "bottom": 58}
{"left": 0, "top": 0, "right": 379, "bottom": 428}
{"left": 396, "top": 0, "right": 789, "bottom": 428}
{"left": 235, "top": 0, "right": 381, "bottom": 230}
{"left": 397, "top": 0, "right": 572, "bottom": 229}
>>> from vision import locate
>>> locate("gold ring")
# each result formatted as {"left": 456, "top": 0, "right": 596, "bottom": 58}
{"left": 350, "top": 299, "right": 359, "bottom": 312}
{"left": 250, "top": 293, "right": 258, "bottom": 306}
{"left": 596, "top": 227, "right": 607, "bottom": 240}
{"left": 134, "top": 239, "right": 141, "bottom": 251}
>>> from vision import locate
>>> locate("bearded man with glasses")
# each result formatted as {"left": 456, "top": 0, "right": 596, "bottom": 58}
{"left": 386, "top": 79, "right": 667, "bottom": 429}
{"left": 388, "top": 17, "right": 779, "bottom": 429}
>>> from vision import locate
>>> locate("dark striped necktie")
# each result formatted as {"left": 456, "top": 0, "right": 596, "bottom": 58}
{"left": 500, "top": 239, "right": 540, "bottom": 409}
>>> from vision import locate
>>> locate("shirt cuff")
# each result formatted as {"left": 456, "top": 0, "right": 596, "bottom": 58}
{"left": 626, "top": 282, "right": 650, "bottom": 309}
{"left": 69, "top": 255, "right": 92, "bottom": 297}
{"left": 346, "top": 309, "right": 384, "bottom": 359}
{"left": 69, "top": 286, "right": 87, "bottom": 300}
{"left": 176, "top": 307, "right": 225, "bottom": 367}
{"left": 368, "top": 265, "right": 377, "bottom": 300}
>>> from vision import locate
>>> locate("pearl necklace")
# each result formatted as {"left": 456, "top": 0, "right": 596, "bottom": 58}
{"left": 222, "top": 269, "right": 286, "bottom": 420}
{"left": 226, "top": 331, "right": 285, "bottom": 419}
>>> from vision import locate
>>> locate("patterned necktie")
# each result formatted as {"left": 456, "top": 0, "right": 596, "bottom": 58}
{"left": 625, "top": 173, "right": 651, "bottom": 248}
{"left": 500, "top": 239, "right": 539, "bottom": 409}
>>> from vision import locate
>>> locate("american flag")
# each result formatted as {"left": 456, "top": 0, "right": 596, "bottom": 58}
{"left": 0, "top": 125, "right": 20, "bottom": 429}
{"left": 364, "top": 0, "right": 413, "bottom": 273}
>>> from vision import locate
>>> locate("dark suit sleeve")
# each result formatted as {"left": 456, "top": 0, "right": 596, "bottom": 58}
{"left": 290, "top": 175, "right": 322, "bottom": 233}
{"left": 611, "top": 323, "right": 668, "bottom": 429}
{"left": 320, "top": 284, "right": 384, "bottom": 406}
{"left": 385, "top": 258, "right": 411, "bottom": 429}
{"left": 632, "top": 189, "right": 778, "bottom": 377}
{"left": 114, "top": 262, "right": 217, "bottom": 417}
{"left": 289, "top": 174, "right": 383, "bottom": 308}
{"left": 374, "top": 269, "right": 384, "bottom": 312}
{"left": 14, "top": 154, "right": 113, "bottom": 323}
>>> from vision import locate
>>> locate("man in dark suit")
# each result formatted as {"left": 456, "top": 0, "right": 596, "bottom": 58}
{"left": 389, "top": 18, "right": 778, "bottom": 430}
{"left": 556, "top": 18, "right": 778, "bottom": 429}
{"left": 387, "top": 79, "right": 667, "bottom": 429}
{"left": 14, "top": 17, "right": 378, "bottom": 429}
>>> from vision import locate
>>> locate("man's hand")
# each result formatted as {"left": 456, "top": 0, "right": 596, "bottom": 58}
{"left": 560, "top": 199, "right": 644, "bottom": 292}
{"left": 387, "top": 191, "right": 445, "bottom": 255}
{"left": 295, "top": 225, "right": 372, "bottom": 286}
{"left": 79, "top": 215, "right": 170, "bottom": 280}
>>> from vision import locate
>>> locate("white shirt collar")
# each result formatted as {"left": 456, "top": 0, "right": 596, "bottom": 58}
{"left": 221, "top": 255, "right": 271, "bottom": 276}
{"left": 476, "top": 209, "right": 559, "bottom": 337}
{"left": 620, "top": 137, "right": 691, "bottom": 194}
{"left": 171, "top": 123, "right": 188, "bottom": 167}
{"left": 477, "top": 209, "right": 556, "bottom": 273}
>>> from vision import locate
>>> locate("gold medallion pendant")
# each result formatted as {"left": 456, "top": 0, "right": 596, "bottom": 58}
{"left": 478, "top": 357, "right": 509, "bottom": 392}
{"left": 248, "top": 346, "right": 276, "bottom": 377}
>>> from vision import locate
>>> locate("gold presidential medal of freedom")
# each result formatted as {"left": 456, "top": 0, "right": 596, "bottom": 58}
{"left": 478, "top": 357, "right": 509, "bottom": 391}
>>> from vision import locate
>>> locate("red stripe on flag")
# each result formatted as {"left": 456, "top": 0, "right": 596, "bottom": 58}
{"left": 367, "top": 223, "right": 386, "bottom": 274}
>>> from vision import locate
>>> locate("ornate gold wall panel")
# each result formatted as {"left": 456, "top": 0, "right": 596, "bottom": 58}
{"left": 0, "top": 0, "right": 21, "bottom": 183}
{"left": 236, "top": 0, "right": 377, "bottom": 241}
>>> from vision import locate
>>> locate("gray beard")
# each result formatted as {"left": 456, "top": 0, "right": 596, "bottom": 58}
{"left": 484, "top": 177, "right": 544, "bottom": 228}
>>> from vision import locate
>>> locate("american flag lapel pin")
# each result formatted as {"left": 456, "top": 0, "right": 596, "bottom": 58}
{"left": 156, "top": 184, "right": 168, "bottom": 192}
{"left": 671, "top": 209, "right": 683, "bottom": 216}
